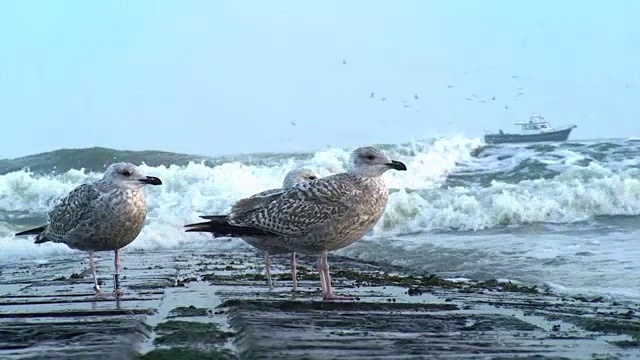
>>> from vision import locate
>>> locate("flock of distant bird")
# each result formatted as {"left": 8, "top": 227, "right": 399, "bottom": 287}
{"left": 365, "top": 85, "right": 525, "bottom": 112}
{"left": 339, "top": 59, "right": 527, "bottom": 114}
{"left": 14, "top": 147, "right": 407, "bottom": 301}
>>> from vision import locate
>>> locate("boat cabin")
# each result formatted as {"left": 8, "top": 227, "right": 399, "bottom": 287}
{"left": 514, "top": 114, "right": 553, "bottom": 132}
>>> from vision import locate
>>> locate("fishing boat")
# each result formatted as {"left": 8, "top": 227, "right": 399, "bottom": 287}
{"left": 484, "top": 114, "right": 577, "bottom": 144}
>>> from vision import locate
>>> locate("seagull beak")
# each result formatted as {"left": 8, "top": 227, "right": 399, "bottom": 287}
{"left": 386, "top": 160, "right": 407, "bottom": 171}
{"left": 139, "top": 176, "right": 162, "bottom": 185}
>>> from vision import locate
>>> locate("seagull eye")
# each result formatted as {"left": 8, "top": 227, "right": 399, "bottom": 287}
{"left": 121, "top": 170, "right": 131, "bottom": 177}
{"left": 366, "top": 155, "right": 375, "bottom": 160}
{"left": 308, "top": 176, "right": 317, "bottom": 180}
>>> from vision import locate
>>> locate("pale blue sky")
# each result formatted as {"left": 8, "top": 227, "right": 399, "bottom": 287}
{"left": 1, "top": 0, "right": 639, "bottom": 158}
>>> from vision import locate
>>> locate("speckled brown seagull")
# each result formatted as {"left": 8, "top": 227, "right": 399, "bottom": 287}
{"left": 15, "top": 163, "right": 162, "bottom": 297}
{"left": 184, "top": 147, "right": 406, "bottom": 300}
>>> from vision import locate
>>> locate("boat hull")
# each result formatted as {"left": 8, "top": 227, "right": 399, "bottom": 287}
{"left": 484, "top": 126, "right": 576, "bottom": 144}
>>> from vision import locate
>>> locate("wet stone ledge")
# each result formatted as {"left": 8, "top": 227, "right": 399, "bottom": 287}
{"left": 0, "top": 249, "right": 639, "bottom": 360}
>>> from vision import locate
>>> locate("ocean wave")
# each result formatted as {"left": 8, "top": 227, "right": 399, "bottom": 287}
{"left": 2, "top": 136, "right": 640, "bottom": 260}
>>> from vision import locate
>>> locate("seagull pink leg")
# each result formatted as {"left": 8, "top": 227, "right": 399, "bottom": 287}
{"left": 89, "top": 252, "right": 102, "bottom": 296}
{"left": 321, "top": 252, "right": 356, "bottom": 301}
{"left": 112, "top": 249, "right": 124, "bottom": 297}
{"left": 319, "top": 252, "right": 333, "bottom": 298}
{"left": 265, "top": 252, "right": 274, "bottom": 290}
{"left": 317, "top": 255, "right": 328, "bottom": 295}
{"left": 319, "top": 253, "right": 331, "bottom": 294}
{"left": 290, "top": 252, "right": 298, "bottom": 291}
{"left": 115, "top": 250, "right": 123, "bottom": 273}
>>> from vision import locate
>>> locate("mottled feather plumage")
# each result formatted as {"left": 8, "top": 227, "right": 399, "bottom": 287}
{"left": 229, "top": 175, "right": 357, "bottom": 232}
{"left": 38, "top": 184, "right": 103, "bottom": 243}
{"left": 228, "top": 174, "right": 365, "bottom": 241}
{"left": 185, "top": 168, "right": 321, "bottom": 255}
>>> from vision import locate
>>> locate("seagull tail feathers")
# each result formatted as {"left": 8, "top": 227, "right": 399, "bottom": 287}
{"left": 15, "top": 225, "right": 51, "bottom": 244}
{"left": 184, "top": 215, "right": 273, "bottom": 237}
{"left": 15, "top": 225, "right": 47, "bottom": 237}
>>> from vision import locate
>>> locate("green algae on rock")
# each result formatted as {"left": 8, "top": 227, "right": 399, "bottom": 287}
{"left": 128, "top": 276, "right": 176, "bottom": 290}
{"left": 136, "top": 347, "right": 236, "bottom": 360}
{"left": 153, "top": 320, "right": 234, "bottom": 346}
{"left": 218, "top": 299, "right": 459, "bottom": 312}
{"left": 167, "top": 305, "right": 212, "bottom": 318}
